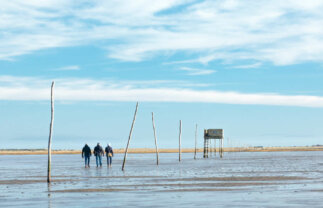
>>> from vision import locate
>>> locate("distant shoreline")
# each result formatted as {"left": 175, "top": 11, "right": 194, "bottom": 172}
{"left": 0, "top": 146, "right": 322, "bottom": 155}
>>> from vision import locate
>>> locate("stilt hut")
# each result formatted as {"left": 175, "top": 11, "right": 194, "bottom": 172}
{"left": 203, "top": 129, "right": 224, "bottom": 158}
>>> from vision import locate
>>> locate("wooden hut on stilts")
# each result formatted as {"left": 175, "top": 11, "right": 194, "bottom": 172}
{"left": 203, "top": 129, "right": 224, "bottom": 158}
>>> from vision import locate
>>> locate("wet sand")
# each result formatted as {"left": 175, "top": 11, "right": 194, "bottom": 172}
{"left": 309, "top": 189, "right": 323, "bottom": 192}
{"left": 52, "top": 188, "right": 132, "bottom": 193}
{"left": 0, "top": 179, "right": 77, "bottom": 185}
{"left": 160, "top": 176, "right": 308, "bottom": 181}
{"left": 1, "top": 175, "right": 307, "bottom": 184}
{"left": 1, "top": 152, "right": 322, "bottom": 207}
{"left": 158, "top": 188, "right": 241, "bottom": 192}
{"left": 0, "top": 175, "right": 308, "bottom": 193}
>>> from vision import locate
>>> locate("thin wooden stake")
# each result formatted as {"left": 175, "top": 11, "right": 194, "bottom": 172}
{"left": 152, "top": 112, "right": 159, "bottom": 165}
{"left": 194, "top": 124, "right": 197, "bottom": 160}
{"left": 179, "top": 120, "right": 182, "bottom": 162}
{"left": 204, "top": 138, "right": 206, "bottom": 158}
{"left": 47, "top": 81, "right": 55, "bottom": 183}
{"left": 122, "top": 102, "right": 139, "bottom": 171}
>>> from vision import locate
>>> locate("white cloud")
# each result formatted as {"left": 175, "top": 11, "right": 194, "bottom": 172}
{"left": 1, "top": 76, "right": 323, "bottom": 108}
{"left": 0, "top": 0, "right": 323, "bottom": 65}
{"left": 179, "top": 67, "right": 216, "bottom": 75}
{"left": 232, "top": 63, "right": 261, "bottom": 69}
{"left": 55, "top": 65, "right": 80, "bottom": 71}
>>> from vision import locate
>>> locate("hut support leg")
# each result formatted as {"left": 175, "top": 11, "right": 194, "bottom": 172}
{"left": 214, "top": 140, "right": 216, "bottom": 157}
{"left": 203, "top": 138, "right": 207, "bottom": 158}
{"left": 220, "top": 138, "right": 224, "bottom": 158}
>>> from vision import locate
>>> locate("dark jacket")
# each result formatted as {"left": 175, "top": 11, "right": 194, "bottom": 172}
{"left": 82, "top": 145, "right": 91, "bottom": 157}
{"left": 94, "top": 145, "right": 104, "bottom": 156}
{"left": 105, "top": 146, "right": 114, "bottom": 157}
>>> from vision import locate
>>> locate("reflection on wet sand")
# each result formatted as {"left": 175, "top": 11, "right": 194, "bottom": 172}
{"left": 47, "top": 184, "right": 52, "bottom": 208}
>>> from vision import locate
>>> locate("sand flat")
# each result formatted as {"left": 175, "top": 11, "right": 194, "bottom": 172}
{"left": 1, "top": 152, "right": 322, "bottom": 207}
{"left": 159, "top": 176, "right": 308, "bottom": 182}
{"left": 0, "top": 179, "right": 77, "bottom": 185}
{"left": 112, "top": 182, "right": 285, "bottom": 188}
{"left": 51, "top": 188, "right": 133, "bottom": 193}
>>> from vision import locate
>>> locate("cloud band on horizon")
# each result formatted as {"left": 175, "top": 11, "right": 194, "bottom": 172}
{"left": 0, "top": 76, "right": 323, "bottom": 108}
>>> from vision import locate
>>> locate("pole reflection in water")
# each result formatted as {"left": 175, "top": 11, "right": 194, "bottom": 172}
{"left": 47, "top": 184, "right": 52, "bottom": 208}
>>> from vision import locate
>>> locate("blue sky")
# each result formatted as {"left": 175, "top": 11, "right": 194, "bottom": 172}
{"left": 1, "top": 0, "right": 323, "bottom": 149}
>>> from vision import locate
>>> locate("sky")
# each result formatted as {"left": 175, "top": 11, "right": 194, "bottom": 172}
{"left": 1, "top": 0, "right": 323, "bottom": 149}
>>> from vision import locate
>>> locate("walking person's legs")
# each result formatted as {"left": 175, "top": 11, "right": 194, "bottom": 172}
{"left": 85, "top": 156, "right": 90, "bottom": 168}
{"left": 96, "top": 156, "right": 99, "bottom": 167}
{"left": 108, "top": 156, "right": 112, "bottom": 167}
{"left": 99, "top": 155, "right": 102, "bottom": 167}
{"left": 107, "top": 156, "right": 110, "bottom": 167}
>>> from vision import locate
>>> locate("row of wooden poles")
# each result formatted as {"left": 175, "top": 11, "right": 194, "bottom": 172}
{"left": 47, "top": 82, "right": 199, "bottom": 183}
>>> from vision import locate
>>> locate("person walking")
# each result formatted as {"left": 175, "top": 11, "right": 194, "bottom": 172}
{"left": 105, "top": 143, "right": 114, "bottom": 168}
{"left": 93, "top": 143, "right": 104, "bottom": 167}
{"left": 82, "top": 144, "right": 92, "bottom": 168}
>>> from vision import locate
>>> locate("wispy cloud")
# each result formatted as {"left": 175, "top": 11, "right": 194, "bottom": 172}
{"left": 179, "top": 67, "right": 216, "bottom": 75}
{"left": 1, "top": 76, "right": 323, "bottom": 108}
{"left": 55, "top": 65, "right": 80, "bottom": 71}
{"left": 232, "top": 63, "right": 262, "bottom": 69}
{"left": 0, "top": 0, "right": 323, "bottom": 65}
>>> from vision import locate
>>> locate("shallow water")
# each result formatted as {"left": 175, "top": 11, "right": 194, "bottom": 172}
{"left": 0, "top": 151, "right": 322, "bottom": 207}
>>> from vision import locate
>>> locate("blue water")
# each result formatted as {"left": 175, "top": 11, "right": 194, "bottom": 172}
{"left": 0, "top": 151, "right": 322, "bottom": 207}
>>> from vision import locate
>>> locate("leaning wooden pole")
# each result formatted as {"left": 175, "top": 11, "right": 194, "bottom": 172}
{"left": 122, "top": 102, "right": 139, "bottom": 171}
{"left": 194, "top": 124, "right": 197, "bottom": 159}
{"left": 47, "top": 81, "right": 55, "bottom": 183}
{"left": 152, "top": 112, "right": 159, "bottom": 165}
{"left": 179, "top": 120, "right": 182, "bottom": 162}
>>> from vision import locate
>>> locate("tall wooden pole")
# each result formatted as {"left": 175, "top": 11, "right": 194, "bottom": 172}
{"left": 122, "top": 102, "right": 139, "bottom": 171}
{"left": 194, "top": 124, "right": 197, "bottom": 159}
{"left": 203, "top": 129, "right": 206, "bottom": 158}
{"left": 47, "top": 81, "right": 55, "bottom": 183}
{"left": 179, "top": 120, "right": 182, "bottom": 162}
{"left": 152, "top": 112, "right": 159, "bottom": 165}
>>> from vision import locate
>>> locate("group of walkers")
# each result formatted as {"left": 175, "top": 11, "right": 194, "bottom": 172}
{"left": 82, "top": 143, "right": 114, "bottom": 168}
